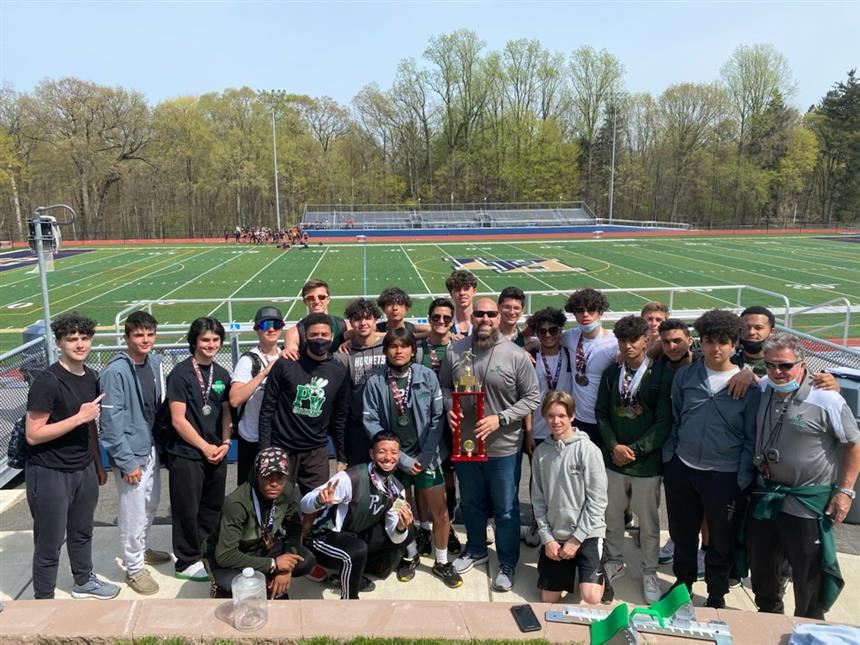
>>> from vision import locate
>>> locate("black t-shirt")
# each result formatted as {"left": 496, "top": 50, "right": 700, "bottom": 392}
{"left": 375, "top": 320, "right": 417, "bottom": 334}
{"left": 135, "top": 361, "right": 157, "bottom": 427}
{"left": 166, "top": 357, "right": 231, "bottom": 460}
{"left": 26, "top": 362, "right": 98, "bottom": 472}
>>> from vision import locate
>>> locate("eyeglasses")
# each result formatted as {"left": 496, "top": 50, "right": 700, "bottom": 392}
{"left": 765, "top": 360, "right": 802, "bottom": 372}
{"left": 537, "top": 326, "right": 560, "bottom": 336}
{"left": 473, "top": 310, "right": 499, "bottom": 319}
{"left": 258, "top": 320, "right": 285, "bottom": 331}
{"left": 304, "top": 294, "right": 329, "bottom": 303}
{"left": 430, "top": 314, "right": 453, "bottom": 324}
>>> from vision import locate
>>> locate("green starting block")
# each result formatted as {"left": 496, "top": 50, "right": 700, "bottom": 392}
{"left": 544, "top": 584, "right": 732, "bottom": 645}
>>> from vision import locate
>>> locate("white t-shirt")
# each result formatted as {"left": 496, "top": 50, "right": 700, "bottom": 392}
{"left": 231, "top": 347, "right": 278, "bottom": 442}
{"left": 561, "top": 328, "right": 618, "bottom": 424}
{"left": 532, "top": 348, "right": 574, "bottom": 440}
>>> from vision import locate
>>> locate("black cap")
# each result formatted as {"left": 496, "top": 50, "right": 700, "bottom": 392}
{"left": 254, "top": 306, "right": 284, "bottom": 325}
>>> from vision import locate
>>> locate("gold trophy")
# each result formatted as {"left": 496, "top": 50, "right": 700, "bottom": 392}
{"left": 451, "top": 349, "right": 488, "bottom": 462}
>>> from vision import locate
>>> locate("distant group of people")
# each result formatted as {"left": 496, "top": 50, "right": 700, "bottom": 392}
{"left": 224, "top": 226, "right": 309, "bottom": 246}
{"left": 22, "top": 271, "right": 858, "bottom": 620}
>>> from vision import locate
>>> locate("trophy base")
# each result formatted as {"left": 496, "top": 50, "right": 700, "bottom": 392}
{"left": 451, "top": 453, "right": 489, "bottom": 462}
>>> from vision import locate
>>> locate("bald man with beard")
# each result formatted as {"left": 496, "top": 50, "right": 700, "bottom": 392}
{"left": 439, "top": 298, "right": 540, "bottom": 592}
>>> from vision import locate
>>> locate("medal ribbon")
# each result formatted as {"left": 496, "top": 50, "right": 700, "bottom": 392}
{"left": 251, "top": 487, "right": 278, "bottom": 545}
{"left": 617, "top": 357, "right": 651, "bottom": 405}
{"left": 387, "top": 366, "right": 413, "bottom": 417}
{"left": 540, "top": 351, "right": 564, "bottom": 390}
{"left": 191, "top": 358, "right": 214, "bottom": 407}
{"left": 575, "top": 333, "right": 588, "bottom": 381}
{"left": 368, "top": 463, "right": 400, "bottom": 500}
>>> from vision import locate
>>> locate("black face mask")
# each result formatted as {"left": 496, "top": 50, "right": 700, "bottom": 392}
{"left": 306, "top": 338, "right": 333, "bottom": 356}
{"left": 741, "top": 338, "right": 764, "bottom": 355}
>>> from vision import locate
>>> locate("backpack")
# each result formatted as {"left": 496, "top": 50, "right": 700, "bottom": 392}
{"left": 230, "top": 351, "right": 264, "bottom": 430}
{"left": 7, "top": 414, "right": 28, "bottom": 469}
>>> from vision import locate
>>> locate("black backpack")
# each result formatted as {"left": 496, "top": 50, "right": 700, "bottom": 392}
{"left": 7, "top": 414, "right": 28, "bottom": 469}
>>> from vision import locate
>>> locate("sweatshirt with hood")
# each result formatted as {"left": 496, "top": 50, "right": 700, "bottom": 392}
{"left": 532, "top": 429, "right": 608, "bottom": 545}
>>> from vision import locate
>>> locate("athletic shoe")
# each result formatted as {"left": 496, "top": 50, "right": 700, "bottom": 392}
{"left": 600, "top": 580, "right": 615, "bottom": 604}
{"left": 520, "top": 524, "right": 541, "bottom": 548}
{"left": 306, "top": 564, "right": 328, "bottom": 583}
{"left": 705, "top": 594, "right": 726, "bottom": 609}
{"left": 143, "top": 548, "right": 172, "bottom": 565}
{"left": 697, "top": 549, "right": 706, "bottom": 581}
{"left": 328, "top": 573, "right": 376, "bottom": 593}
{"left": 603, "top": 560, "right": 627, "bottom": 585}
{"left": 728, "top": 577, "right": 742, "bottom": 588}
{"left": 126, "top": 569, "right": 159, "bottom": 596}
{"left": 175, "top": 560, "right": 209, "bottom": 582}
{"left": 448, "top": 527, "right": 462, "bottom": 555}
{"left": 642, "top": 573, "right": 662, "bottom": 604}
{"left": 492, "top": 564, "right": 515, "bottom": 592}
{"left": 658, "top": 538, "right": 675, "bottom": 565}
{"left": 432, "top": 561, "right": 464, "bottom": 589}
{"left": 71, "top": 573, "right": 120, "bottom": 600}
{"left": 452, "top": 551, "right": 489, "bottom": 574}
{"left": 486, "top": 521, "right": 495, "bottom": 545}
{"left": 397, "top": 554, "right": 420, "bottom": 582}
{"left": 416, "top": 527, "right": 433, "bottom": 557}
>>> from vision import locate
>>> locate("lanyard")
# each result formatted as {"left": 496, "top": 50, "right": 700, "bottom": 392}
{"left": 540, "top": 350, "right": 564, "bottom": 390}
{"left": 191, "top": 358, "right": 214, "bottom": 405}
{"left": 575, "top": 333, "right": 588, "bottom": 378}
{"left": 251, "top": 487, "right": 278, "bottom": 545}
{"left": 618, "top": 358, "right": 651, "bottom": 405}
{"left": 388, "top": 366, "right": 413, "bottom": 416}
{"left": 368, "top": 463, "right": 400, "bottom": 500}
{"left": 422, "top": 338, "right": 449, "bottom": 373}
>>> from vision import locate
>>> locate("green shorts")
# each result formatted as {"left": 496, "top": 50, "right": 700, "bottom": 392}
{"left": 396, "top": 466, "right": 444, "bottom": 490}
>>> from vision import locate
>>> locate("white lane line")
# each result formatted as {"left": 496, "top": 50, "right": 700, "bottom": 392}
{"left": 283, "top": 246, "right": 330, "bottom": 321}
{"left": 206, "top": 250, "right": 289, "bottom": 318}
{"left": 399, "top": 244, "right": 432, "bottom": 294}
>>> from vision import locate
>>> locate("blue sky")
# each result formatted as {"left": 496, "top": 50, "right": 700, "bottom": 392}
{"left": 1, "top": 1, "right": 858, "bottom": 111}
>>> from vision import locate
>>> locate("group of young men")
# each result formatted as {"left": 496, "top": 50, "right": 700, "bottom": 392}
{"left": 23, "top": 273, "right": 858, "bottom": 620}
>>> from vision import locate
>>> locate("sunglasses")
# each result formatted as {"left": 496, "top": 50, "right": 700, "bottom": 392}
{"left": 473, "top": 310, "right": 499, "bottom": 319}
{"left": 430, "top": 314, "right": 453, "bottom": 324}
{"left": 304, "top": 294, "right": 329, "bottom": 303}
{"left": 258, "top": 320, "right": 284, "bottom": 331}
{"left": 537, "top": 326, "right": 560, "bottom": 336}
{"left": 765, "top": 360, "right": 801, "bottom": 372}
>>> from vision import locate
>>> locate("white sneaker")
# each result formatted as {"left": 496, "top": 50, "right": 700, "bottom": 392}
{"left": 642, "top": 573, "right": 662, "bottom": 604}
{"left": 658, "top": 538, "right": 675, "bottom": 564}
{"left": 604, "top": 560, "right": 626, "bottom": 585}
{"left": 697, "top": 549, "right": 706, "bottom": 581}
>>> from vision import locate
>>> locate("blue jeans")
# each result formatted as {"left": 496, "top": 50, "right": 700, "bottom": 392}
{"left": 454, "top": 452, "right": 521, "bottom": 568}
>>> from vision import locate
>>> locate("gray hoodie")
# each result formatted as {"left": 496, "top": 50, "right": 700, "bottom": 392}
{"left": 532, "top": 430, "right": 608, "bottom": 545}
{"left": 439, "top": 333, "right": 540, "bottom": 458}
{"left": 99, "top": 352, "right": 164, "bottom": 474}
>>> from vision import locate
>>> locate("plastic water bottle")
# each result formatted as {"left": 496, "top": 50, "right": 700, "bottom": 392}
{"left": 232, "top": 567, "right": 267, "bottom": 631}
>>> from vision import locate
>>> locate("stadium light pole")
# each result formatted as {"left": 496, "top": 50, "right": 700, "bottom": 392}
{"left": 608, "top": 104, "right": 617, "bottom": 225}
{"left": 259, "top": 90, "right": 285, "bottom": 232}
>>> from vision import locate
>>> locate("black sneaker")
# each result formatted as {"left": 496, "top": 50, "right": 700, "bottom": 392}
{"left": 359, "top": 576, "right": 376, "bottom": 593}
{"left": 448, "top": 527, "right": 462, "bottom": 555}
{"left": 431, "top": 561, "right": 464, "bottom": 589}
{"left": 601, "top": 580, "right": 615, "bottom": 604}
{"left": 397, "top": 555, "right": 420, "bottom": 582}
{"left": 417, "top": 528, "right": 433, "bottom": 557}
{"left": 705, "top": 594, "right": 726, "bottom": 609}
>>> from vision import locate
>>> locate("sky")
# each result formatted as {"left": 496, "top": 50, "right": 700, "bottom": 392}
{"left": 1, "top": 1, "right": 858, "bottom": 112}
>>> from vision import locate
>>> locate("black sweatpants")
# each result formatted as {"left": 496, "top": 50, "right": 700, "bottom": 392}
{"left": 211, "top": 544, "right": 317, "bottom": 595}
{"left": 310, "top": 524, "right": 408, "bottom": 599}
{"left": 168, "top": 453, "right": 227, "bottom": 571}
{"left": 747, "top": 512, "right": 824, "bottom": 619}
{"left": 26, "top": 462, "right": 99, "bottom": 599}
{"left": 663, "top": 455, "right": 742, "bottom": 599}
{"left": 236, "top": 436, "right": 259, "bottom": 486}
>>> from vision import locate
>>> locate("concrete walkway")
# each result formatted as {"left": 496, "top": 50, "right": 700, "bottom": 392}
{"left": 2, "top": 478, "right": 859, "bottom": 642}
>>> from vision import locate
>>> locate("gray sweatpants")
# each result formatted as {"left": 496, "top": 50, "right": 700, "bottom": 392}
{"left": 115, "top": 446, "right": 161, "bottom": 575}
{"left": 604, "top": 469, "right": 661, "bottom": 575}
{"left": 26, "top": 462, "right": 99, "bottom": 599}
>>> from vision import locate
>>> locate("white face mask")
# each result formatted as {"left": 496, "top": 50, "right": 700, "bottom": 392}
{"left": 579, "top": 320, "right": 600, "bottom": 333}
{"left": 769, "top": 379, "right": 800, "bottom": 393}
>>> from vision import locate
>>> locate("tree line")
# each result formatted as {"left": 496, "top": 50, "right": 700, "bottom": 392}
{"left": 0, "top": 31, "right": 857, "bottom": 240}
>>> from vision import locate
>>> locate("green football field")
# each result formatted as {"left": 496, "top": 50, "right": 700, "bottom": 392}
{"left": 1, "top": 233, "right": 858, "bottom": 351}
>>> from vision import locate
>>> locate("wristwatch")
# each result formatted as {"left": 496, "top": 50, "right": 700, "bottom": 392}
{"left": 270, "top": 558, "right": 277, "bottom": 574}
{"left": 838, "top": 487, "right": 856, "bottom": 500}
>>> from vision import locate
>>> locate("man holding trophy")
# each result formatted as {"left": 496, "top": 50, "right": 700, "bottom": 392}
{"left": 439, "top": 298, "right": 540, "bottom": 592}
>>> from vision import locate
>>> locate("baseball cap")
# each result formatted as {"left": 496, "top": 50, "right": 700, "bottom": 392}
{"left": 255, "top": 446, "right": 289, "bottom": 477}
{"left": 254, "top": 306, "right": 284, "bottom": 325}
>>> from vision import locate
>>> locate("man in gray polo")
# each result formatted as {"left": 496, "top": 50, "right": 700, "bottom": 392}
{"left": 745, "top": 332, "right": 859, "bottom": 619}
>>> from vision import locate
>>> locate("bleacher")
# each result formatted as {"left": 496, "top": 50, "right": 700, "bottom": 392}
{"left": 301, "top": 202, "right": 597, "bottom": 230}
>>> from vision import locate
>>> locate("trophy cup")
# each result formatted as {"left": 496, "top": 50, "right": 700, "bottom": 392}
{"left": 451, "top": 349, "right": 488, "bottom": 462}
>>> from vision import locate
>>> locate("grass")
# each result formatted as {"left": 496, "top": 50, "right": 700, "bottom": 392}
{"left": 1, "top": 233, "right": 858, "bottom": 352}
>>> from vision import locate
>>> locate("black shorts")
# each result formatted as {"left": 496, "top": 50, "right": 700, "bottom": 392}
{"left": 537, "top": 537, "right": 605, "bottom": 592}
{"left": 286, "top": 446, "right": 330, "bottom": 496}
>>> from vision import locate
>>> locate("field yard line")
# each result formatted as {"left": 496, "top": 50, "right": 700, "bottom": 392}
{"left": 431, "top": 244, "right": 497, "bottom": 292}
{"left": 715, "top": 239, "right": 860, "bottom": 274}
{"left": 399, "top": 244, "right": 432, "bottom": 294}
{"left": 651, "top": 242, "right": 860, "bottom": 303}
{"left": 53, "top": 248, "right": 219, "bottom": 313}
{"left": 0, "top": 249, "right": 138, "bottom": 289}
{"left": 205, "top": 250, "right": 289, "bottom": 318}
{"left": 154, "top": 248, "right": 251, "bottom": 301}
{"left": 4, "top": 250, "right": 183, "bottom": 302}
{"left": 283, "top": 246, "right": 330, "bottom": 320}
